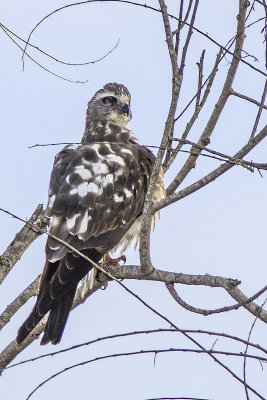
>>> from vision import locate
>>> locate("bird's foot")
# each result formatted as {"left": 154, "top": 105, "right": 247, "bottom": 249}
{"left": 101, "top": 252, "right": 126, "bottom": 266}
{"left": 96, "top": 253, "right": 126, "bottom": 288}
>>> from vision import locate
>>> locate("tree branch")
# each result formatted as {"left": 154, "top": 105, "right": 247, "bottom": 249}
{"left": 167, "top": 0, "right": 249, "bottom": 194}
{"left": 139, "top": 0, "right": 180, "bottom": 274}
{"left": 26, "top": 348, "right": 266, "bottom": 400}
{"left": 250, "top": 78, "right": 267, "bottom": 138}
{"left": 166, "top": 282, "right": 267, "bottom": 316}
{"left": 105, "top": 264, "right": 267, "bottom": 324}
{"left": 0, "top": 276, "right": 40, "bottom": 331}
{"left": 153, "top": 125, "right": 267, "bottom": 212}
{"left": 230, "top": 88, "right": 267, "bottom": 110}
{"left": 0, "top": 204, "right": 47, "bottom": 285}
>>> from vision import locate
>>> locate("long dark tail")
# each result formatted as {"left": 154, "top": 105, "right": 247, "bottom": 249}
{"left": 16, "top": 285, "right": 77, "bottom": 346}
{"left": 40, "top": 286, "right": 77, "bottom": 345}
{"left": 16, "top": 249, "right": 103, "bottom": 345}
{"left": 16, "top": 306, "right": 44, "bottom": 345}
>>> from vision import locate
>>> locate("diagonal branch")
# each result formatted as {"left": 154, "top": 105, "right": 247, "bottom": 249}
{"left": 153, "top": 125, "right": 267, "bottom": 212}
{"left": 139, "top": 0, "right": 180, "bottom": 274}
{"left": 26, "top": 348, "right": 266, "bottom": 400}
{"left": 167, "top": 0, "right": 249, "bottom": 195}
{"left": 7, "top": 327, "right": 267, "bottom": 369}
{"left": 0, "top": 276, "right": 40, "bottom": 331}
{"left": 230, "top": 88, "right": 267, "bottom": 110}
{"left": 250, "top": 78, "right": 267, "bottom": 138}
{"left": 0, "top": 204, "right": 47, "bottom": 285}
{"left": 166, "top": 282, "right": 267, "bottom": 316}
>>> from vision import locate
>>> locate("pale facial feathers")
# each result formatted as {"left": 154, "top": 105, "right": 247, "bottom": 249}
{"left": 83, "top": 83, "right": 132, "bottom": 141}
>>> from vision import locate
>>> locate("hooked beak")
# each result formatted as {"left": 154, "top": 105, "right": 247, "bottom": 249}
{"left": 117, "top": 102, "right": 130, "bottom": 116}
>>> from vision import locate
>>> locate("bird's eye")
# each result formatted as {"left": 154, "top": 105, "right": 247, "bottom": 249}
{"left": 102, "top": 97, "right": 113, "bottom": 105}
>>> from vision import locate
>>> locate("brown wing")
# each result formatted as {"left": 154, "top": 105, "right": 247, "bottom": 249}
{"left": 45, "top": 142, "right": 155, "bottom": 262}
{"left": 16, "top": 141, "right": 156, "bottom": 345}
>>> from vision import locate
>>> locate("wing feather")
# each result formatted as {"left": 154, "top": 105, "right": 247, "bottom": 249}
{"left": 46, "top": 142, "right": 155, "bottom": 262}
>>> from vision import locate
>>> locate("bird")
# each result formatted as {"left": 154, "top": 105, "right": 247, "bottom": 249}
{"left": 16, "top": 83, "right": 165, "bottom": 345}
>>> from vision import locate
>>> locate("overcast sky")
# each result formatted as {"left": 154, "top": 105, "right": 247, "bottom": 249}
{"left": 1, "top": 1, "right": 267, "bottom": 399}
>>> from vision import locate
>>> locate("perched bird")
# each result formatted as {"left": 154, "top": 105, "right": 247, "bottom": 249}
{"left": 17, "top": 83, "right": 165, "bottom": 345}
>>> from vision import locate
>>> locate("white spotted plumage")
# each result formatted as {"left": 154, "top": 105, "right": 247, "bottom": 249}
{"left": 17, "top": 83, "right": 166, "bottom": 347}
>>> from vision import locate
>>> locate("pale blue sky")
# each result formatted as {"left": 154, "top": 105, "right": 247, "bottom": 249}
{"left": 1, "top": 1, "right": 266, "bottom": 399}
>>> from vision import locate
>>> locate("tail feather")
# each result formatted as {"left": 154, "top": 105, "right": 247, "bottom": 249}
{"left": 16, "top": 248, "right": 104, "bottom": 345}
{"left": 16, "top": 308, "right": 44, "bottom": 345}
{"left": 41, "top": 286, "right": 76, "bottom": 345}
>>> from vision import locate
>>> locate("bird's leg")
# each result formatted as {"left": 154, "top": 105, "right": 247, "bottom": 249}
{"left": 96, "top": 252, "right": 126, "bottom": 288}
{"left": 102, "top": 252, "right": 126, "bottom": 266}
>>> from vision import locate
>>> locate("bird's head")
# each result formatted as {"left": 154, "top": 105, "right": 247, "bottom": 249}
{"left": 86, "top": 83, "right": 132, "bottom": 129}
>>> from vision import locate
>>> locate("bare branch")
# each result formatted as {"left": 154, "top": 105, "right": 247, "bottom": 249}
{"left": 0, "top": 25, "right": 88, "bottom": 84}
{"left": 170, "top": 138, "right": 267, "bottom": 172}
{"left": 22, "top": 1, "right": 267, "bottom": 77}
{"left": 26, "top": 348, "right": 266, "bottom": 400}
{"left": 243, "top": 295, "right": 267, "bottom": 399}
{"left": 2, "top": 209, "right": 265, "bottom": 394}
{"left": 7, "top": 327, "right": 267, "bottom": 370}
{"left": 163, "top": 49, "right": 222, "bottom": 171}
{"left": 0, "top": 204, "right": 46, "bottom": 285}
{"left": 146, "top": 398, "right": 211, "bottom": 400}
{"left": 174, "top": 0, "right": 194, "bottom": 57}
{"left": 106, "top": 264, "right": 267, "bottom": 323}
{"left": 0, "top": 22, "right": 119, "bottom": 67}
{"left": 0, "top": 193, "right": 266, "bottom": 371}
{"left": 0, "top": 276, "right": 40, "bottom": 331}
{"left": 196, "top": 50, "right": 205, "bottom": 107}
{"left": 225, "top": 285, "right": 267, "bottom": 324}
{"left": 250, "top": 78, "right": 267, "bottom": 138}
{"left": 179, "top": 0, "right": 200, "bottom": 74}
{"left": 167, "top": 0, "right": 249, "bottom": 194}
{"left": 139, "top": 0, "right": 180, "bottom": 274}
{"left": 0, "top": 276, "right": 104, "bottom": 372}
{"left": 28, "top": 140, "right": 267, "bottom": 173}
{"left": 230, "top": 88, "right": 267, "bottom": 110}
{"left": 166, "top": 283, "right": 267, "bottom": 316}
{"left": 154, "top": 125, "right": 267, "bottom": 212}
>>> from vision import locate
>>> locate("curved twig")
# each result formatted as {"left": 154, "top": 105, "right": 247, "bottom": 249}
{"left": 0, "top": 22, "right": 119, "bottom": 67}
{"left": 7, "top": 328, "right": 267, "bottom": 370}
{"left": 26, "top": 348, "right": 266, "bottom": 400}
{"left": 21, "top": 1, "right": 267, "bottom": 77}
{"left": 166, "top": 283, "right": 267, "bottom": 316}
{"left": 0, "top": 204, "right": 46, "bottom": 285}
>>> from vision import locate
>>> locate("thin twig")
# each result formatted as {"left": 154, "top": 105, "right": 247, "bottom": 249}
{"left": 153, "top": 125, "right": 267, "bottom": 212}
{"left": 174, "top": 0, "right": 194, "bottom": 56}
{"left": 167, "top": 0, "right": 249, "bottom": 195}
{"left": 8, "top": 327, "right": 267, "bottom": 369}
{"left": 163, "top": 49, "right": 222, "bottom": 171}
{"left": 243, "top": 296, "right": 267, "bottom": 400}
{"left": 0, "top": 25, "right": 87, "bottom": 84}
{"left": 0, "top": 204, "right": 46, "bottom": 285}
{"left": 171, "top": 138, "right": 267, "bottom": 172}
{"left": 166, "top": 283, "right": 267, "bottom": 316}
{"left": 0, "top": 276, "right": 40, "bottom": 331}
{"left": 163, "top": 0, "right": 200, "bottom": 169}
{"left": 1, "top": 205, "right": 266, "bottom": 395}
{"left": 0, "top": 208, "right": 245, "bottom": 383}
{"left": 27, "top": 140, "right": 267, "bottom": 173}
{"left": 26, "top": 348, "right": 266, "bottom": 400}
{"left": 196, "top": 50, "right": 205, "bottom": 107}
{"left": 0, "top": 22, "right": 119, "bottom": 67}
{"left": 230, "top": 88, "right": 267, "bottom": 110}
{"left": 139, "top": 0, "right": 180, "bottom": 274}
{"left": 179, "top": 0, "right": 200, "bottom": 74}
{"left": 22, "top": 1, "right": 267, "bottom": 77}
{"left": 250, "top": 78, "right": 267, "bottom": 139}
